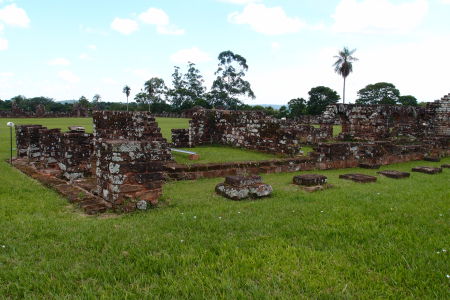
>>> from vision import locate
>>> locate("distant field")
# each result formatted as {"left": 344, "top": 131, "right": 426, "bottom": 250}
{"left": 0, "top": 117, "right": 449, "bottom": 298}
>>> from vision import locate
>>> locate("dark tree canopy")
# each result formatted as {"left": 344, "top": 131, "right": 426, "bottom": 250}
{"left": 356, "top": 82, "right": 400, "bottom": 105}
{"left": 141, "top": 77, "right": 167, "bottom": 111}
{"left": 287, "top": 98, "right": 307, "bottom": 118}
{"left": 398, "top": 95, "right": 418, "bottom": 106}
{"left": 168, "top": 62, "right": 207, "bottom": 112}
{"left": 209, "top": 50, "right": 255, "bottom": 109}
{"left": 307, "top": 86, "right": 340, "bottom": 115}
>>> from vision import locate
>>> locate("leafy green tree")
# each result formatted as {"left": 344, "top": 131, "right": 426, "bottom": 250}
{"left": 141, "top": 78, "right": 167, "bottom": 112}
{"left": 333, "top": 47, "right": 358, "bottom": 104}
{"left": 307, "top": 86, "right": 340, "bottom": 115}
{"left": 356, "top": 82, "right": 400, "bottom": 105}
{"left": 167, "top": 66, "right": 188, "bottom": 111}
{"left": 288, "top": 98, "right": 307, "bottom": 118}
{"left": 398, "top": 95, "right": 418, "bottom": 106}
{"left": 122, "top": 85, "right": 131, "bottom": 111}
{"left": 92, "top": 94, "right": 101, "bottom": 103}
{"left": 77, "top": 96, "right": 90, "bottom": 108}
{"left": 209, "top": 50, "right": 255, "bottom": 109}
{"left": 185, "top": 62, "right": 206, "bottom": 106}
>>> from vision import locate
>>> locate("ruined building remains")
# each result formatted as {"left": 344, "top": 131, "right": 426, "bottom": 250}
{"left": 171, "top": 109, "right": 332, "bottom": 156}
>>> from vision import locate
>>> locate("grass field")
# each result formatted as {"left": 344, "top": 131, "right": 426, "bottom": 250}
{"left": 0, "top": 117, "right": 449, "bottom": 298}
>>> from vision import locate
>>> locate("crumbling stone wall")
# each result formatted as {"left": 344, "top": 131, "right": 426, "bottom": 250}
{"left": 58, "top": 129, "right": 93, "bottom": 181}
{"left": 311, "top": 142, "right": 427, "bottom": 165}
{"left": 15, "top": 125, "right": 45, "bottom": 158}
{"left": 38, "top": 128, "right": 61, "bottom": 168}
{"left": 93, "top": 111, "right": 173, "bottom": 212}
{"left": 322, "top": 94, "right": 450, "bottom": 141}
{"left": 172, "top": 109, "right": 332, "bottom": 156}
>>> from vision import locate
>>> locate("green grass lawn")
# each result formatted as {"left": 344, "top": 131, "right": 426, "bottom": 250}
{"left": 0, "top": 118, "right": 449, "bottom": 298}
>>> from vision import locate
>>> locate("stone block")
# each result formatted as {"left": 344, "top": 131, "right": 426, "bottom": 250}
{"left": 441, "top": 164, "right": 450, "bottom": 169}
{"left": 339, "top": 173, "right": 377, "bottom": 183}
{"left": 225, "top": 175, "right": 262, "bottom": 187}
{"left": 216, "top": 175, "right": 272, "bottom": 200}
{"left": 412, "top": 166, "right": 442, "bottom": 174}
{"left": 293, "top": 174, "right": 327, "bottom": 186}
{"left": 377, "top": 170, "right": 410, "bottom": 179}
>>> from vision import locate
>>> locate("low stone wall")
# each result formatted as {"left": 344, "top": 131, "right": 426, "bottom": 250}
{"left": 58, "top": 130, "right": 93, "bottom": 181}
{"left": 93, "top": 111, "right": 173, "bottom": 211}
{"left": 15, "top": 125, "right": 45, "bottom": 158}
{"left": 322, "top": 94, "right": 450, "bottom": 141}
{"left": 171, "top": 109, "right": 333, "bottom": 156}
{"left": 38, "top": 128, "right": 61, "bottom": 168}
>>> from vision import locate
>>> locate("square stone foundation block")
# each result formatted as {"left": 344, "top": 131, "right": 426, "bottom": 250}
{"left": 293, "top": 174, "right": 327, "bottom": 186}
{"left": 339, "top": 173, "right": 377, "bottom": 183}
{"left": 412, "top": 166, "right": 442, "bottom": 174}
{"left": 377, "top": 170, "right": 410, "bottom": 179}
{"left": 441, "top": 164, "right": 450, "bottom": 169}
{"left": 225, "top": 175, "right": 262, "bottom": 187}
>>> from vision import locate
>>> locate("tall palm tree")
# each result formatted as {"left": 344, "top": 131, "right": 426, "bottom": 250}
{"left": 333, "top": 47, "right": 358, "bottom": 104}
{"left": 122, "top": 85, "right": 131, "bottom": 111}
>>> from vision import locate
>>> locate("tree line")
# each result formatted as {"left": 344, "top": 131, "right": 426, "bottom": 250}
{"left": 1, "top": 49, "right": 421, "bottom": 118}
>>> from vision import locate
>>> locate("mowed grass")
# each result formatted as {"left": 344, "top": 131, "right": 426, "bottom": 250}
{"left": 0, "top": 117, "right": 449, "bottom": 298}
{"left": 3, "top": 117, "right": 279, "bottom": 164}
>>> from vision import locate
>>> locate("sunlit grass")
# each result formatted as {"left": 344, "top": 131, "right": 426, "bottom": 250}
{"left": 0, "top": 117, "right": 448, "bottom": 298}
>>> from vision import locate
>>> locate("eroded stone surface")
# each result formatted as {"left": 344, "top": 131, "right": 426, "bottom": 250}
{"left": 339, "top": 173, "right": 377, "bottom": 183}
{"left": 442, "top": 164, "right": 450, "bottom": 169}
{"left": 377, "top": 170, "right": 410, "bottom": 179}
{"left": 412, "top": 166, "right": 442, "bottom": 174}
{"left": 293, "top": 174, "right": 327, "bottom": 186}
{"left": 424, "top": 156, "right": 441, "bottom": 162}
{"left": 216, "top": 175, "right": 272, "bottom": 200}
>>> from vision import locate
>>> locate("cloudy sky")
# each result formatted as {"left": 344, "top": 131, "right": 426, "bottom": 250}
{"left": 0, "top": 0, "right": 449, "bottom": 105}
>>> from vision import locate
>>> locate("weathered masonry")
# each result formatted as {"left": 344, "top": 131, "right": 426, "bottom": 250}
{"left": 93, "top": 111, "right": 173, "bottom": 212}
{"left": 171, "top": 109, "right": 332, "bottom": 156}
{"left": 322, "top": 94, "right": 450, "bottom": 141}
{"left": 12, "top": 94, "right": 450, "bottom": 214}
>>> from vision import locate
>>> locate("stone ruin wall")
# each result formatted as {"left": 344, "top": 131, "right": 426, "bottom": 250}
{"left": 322, "top": 94, "right": 450, "bottom": 141}
{"left": 93, "top": 111, "right": 173, "bottom": 212}
{"left": 15, "top": 111, "right": 173, "bottom": 212}
{"left": 171, "top": 109, "right": 333, "bottom": 156}
{"left": 15, "top": 125, "right": 93, "bottom": 181}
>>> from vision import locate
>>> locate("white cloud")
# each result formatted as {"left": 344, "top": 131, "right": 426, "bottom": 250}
{"left": 0, "top": 37, "right": 7, "bottom": 50}
{"left": 440, "top": 0, "right": 450, "bottom": 3}
{"left": 0, "top": 23, "right": 3, "bottom": 32}
{"left": 170, "top": 47, "right": 211, "bottom": 64}
{"left": 0, "top": 4, "right": 30, "bottom": 28}
{"left": 138, "top": 8, "right": 185, "bottom": 35}
{"left": 332, "top": 0, "right": 428, "bottom": 33}
{"left": 58, "top": 70, "right": 80, "bottom": 84}
{"left": 49, "top": 58, "right": 71, "bottom": 66}
{"left": 219, "top": 0, "right": 261, "bottom": 4}
{"left": 87, "top": 44, "right": 97, "bottom": 50}
{"left": 139, "top": 8, "right": 169, "bottom": 25}
{"left": 228, "top": 4, "right": 305, "bottom": 35}
{"left": 111, "top": 18, "right": 139, "bottom": 35}
{"left": 79, "top": 53, "right": 92, "bottom": 60}
{"left": 156, "top": 24, "right": 185, "bottom": 35}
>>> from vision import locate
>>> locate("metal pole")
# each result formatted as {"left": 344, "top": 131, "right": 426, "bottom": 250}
{"left": 10, "top": 126, "right": 13, "bottom": 165}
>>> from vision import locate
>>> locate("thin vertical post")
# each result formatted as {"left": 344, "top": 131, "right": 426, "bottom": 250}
{"left": 10, "top": 126, "right": 13, "bottom": 165}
